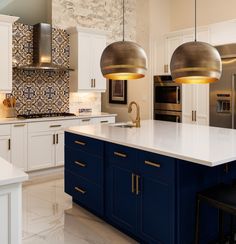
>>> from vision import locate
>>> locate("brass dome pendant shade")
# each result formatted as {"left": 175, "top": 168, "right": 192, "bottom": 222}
{"left": 100, "top": 0, "right": 147, "bottom": 80}
{"left": 170, "top": 0, "right": 222, "bottom": 84}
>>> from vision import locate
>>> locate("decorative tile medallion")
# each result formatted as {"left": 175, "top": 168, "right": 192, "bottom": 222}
{"left": 10, "top": 23, "right": 70, "bottom": 114}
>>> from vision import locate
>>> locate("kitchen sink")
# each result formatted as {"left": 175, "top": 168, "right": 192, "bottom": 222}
{"left": 109, "top": 122, "right": 135, "bottom": 128}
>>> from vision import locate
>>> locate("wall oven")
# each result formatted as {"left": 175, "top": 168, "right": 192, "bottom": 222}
{"left": 154, "top": 75, "right": 182, "bottom": 123}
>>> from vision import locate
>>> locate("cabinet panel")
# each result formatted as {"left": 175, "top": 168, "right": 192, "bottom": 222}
{"left": 11, "top": 124, "right": 27, "bottom": 171}
{"left": 139, "top": 176, "right": 175, "bottom": 243}
{"left": 28, "top": 132, "right": 55, "bottom": 170}
{"left": 55, "top": 130, "right": 64, "bottom": 166}
{"left": 65, "top": 170, "right": 103, "bottom": 216}
{"left": 92, "top": 34, "right": 106, "bottom": 90}
{"left": 65, "top": 147, "right": 103, "bottom": 185}
{"left": 105, "top": 163, "right": 138, "bottom": 235}
{"left": 0, "top": 136, "right": 11, "bottom": 162}
{"left": 0, "top": 23, "right": 12, "bottom": 92}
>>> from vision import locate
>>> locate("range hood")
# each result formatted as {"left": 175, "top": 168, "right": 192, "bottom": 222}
{"left": 15, "top": 23, "right": 72, "bottom": 71}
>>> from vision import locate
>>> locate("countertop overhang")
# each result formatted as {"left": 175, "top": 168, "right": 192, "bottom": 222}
{"left": 0, "top": 157, "right": 28, "bottom": 186}
{"left": 66, "top": 120, "right": 236, "bottom": 167}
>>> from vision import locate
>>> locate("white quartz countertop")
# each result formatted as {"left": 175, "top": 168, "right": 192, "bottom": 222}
{"left": 0, "top": 157, "right": 28, "bottom": 186}
{"left": 66, "top": 120, "right": 236, "bottom": 167}
{"left": 0, "top": 113, "right": 117, "bottom": 125}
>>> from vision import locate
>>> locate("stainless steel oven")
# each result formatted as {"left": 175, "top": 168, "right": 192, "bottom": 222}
{"left": 154, "top": 110, "right": 182, "bottom": 123}
{"left": 154, "top": 75, "right": 182, "bottom": 111}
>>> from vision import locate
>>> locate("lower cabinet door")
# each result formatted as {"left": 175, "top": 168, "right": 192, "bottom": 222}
{"left": 55, "top": 130, "right": 64, "bottom": 166}
{"left": 0, "top": 136, "right": 11, "bottom": 162}
{"left": 105, "top": 163, "right": 138, "bottom": 235}
{"left": 28, "top": 131, "right": 55, "bottom": 171}
{"left": 138, "top": 175, "right": 175, "bottom": 244}
{"left": 65, "top": 170, "right": 103, "bottom": 216}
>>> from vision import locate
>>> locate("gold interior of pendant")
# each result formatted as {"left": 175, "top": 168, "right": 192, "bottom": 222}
{"left": 174, "top": 76, "right": 218, "bottom": 84}
{"left": 104, "top": 73, "right": 145, "bottom": 80}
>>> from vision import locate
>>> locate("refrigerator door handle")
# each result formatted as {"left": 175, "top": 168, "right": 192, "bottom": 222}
{"left": 232, "top": 75, "right": 235, "bottom": 129}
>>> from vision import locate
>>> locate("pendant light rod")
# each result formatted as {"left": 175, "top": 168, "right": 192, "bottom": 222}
{"left": 122, "top": 0, "right": 125, "bottom": 41}
{"left": 194, "top": 0, "right": 197, "bottom": 41}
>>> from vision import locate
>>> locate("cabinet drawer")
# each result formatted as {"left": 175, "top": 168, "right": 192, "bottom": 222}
{"left": 65, "top": 170, "right": 103, "bottom": 216}
{"left": 28, "top": 120, "right": 65, "bottom": 133}
{"left": 65, "top": 147, "right": 103, "bottom": 185}
{"left": 65, "top": 132, "right": 103, "bottom": 157}
{"left": 0, "top": 124, "right": 11, "bottom": 136}
{"left": 139, "top": 151, "right": 175, "bottom": 182}
{"left": 106, "top": 143, "right": 137, "bottom": 169}
{"left": 96, "top": 116, "right": 115, "bottom": 124}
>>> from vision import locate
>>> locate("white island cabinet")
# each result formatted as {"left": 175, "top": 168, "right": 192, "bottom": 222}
{"left": 0, "top": 157, "right": 28, "bottom": 244}
{"left": 0, "top": 15, "right": 19, "bottom": 93}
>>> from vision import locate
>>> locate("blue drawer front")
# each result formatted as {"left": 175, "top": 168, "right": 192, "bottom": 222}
{"left": 65, "top": 132, "right": 103, "bottom": 157}
{"left": 138, "top": 150, "right": 175, "bottom": 183}
{"left": 65, "top": 170, "right": 103, "bottom": 216}
{"left": 65, "top": 147, "right": 103, "bottom": 186}
{"left": 105, "top": 142, "right": 137, "bottom": 169}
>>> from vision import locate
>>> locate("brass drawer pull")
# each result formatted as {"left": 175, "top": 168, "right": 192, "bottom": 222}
{"left": 144, "top": 160, "right": 161, "bottom": 168}
{"left": 50, "top": 125, "right": 62, "bottom": 128}
{"left": 53, "top": 134, "right": 55, "bottom": 144}
{"left": 74, "top": 161, "right": 86, "bottom": 167}
{"left": 81, "top": 119, "right": 91, "bottom": 122}
{"left": 74, "top": 140, "right": 86, "bottom": 146}
{"left": 75, "top": 186, "right": 86, "bottom": 194}
{"left": 100, "top": 120, "right": 109, "bottom": 123}
{"left": 14, "top": 123, "right": 26, "bottom": 127}
{"left": 136, "top": 175, "right": 140, "bottom": 195}
{"left": 131, "top": 173, "right": 135, "bottom": 193}
{"left": 114, "top": 152, "right": 127, "bottom": 158}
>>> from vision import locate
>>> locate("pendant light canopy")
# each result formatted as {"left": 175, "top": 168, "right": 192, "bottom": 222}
{"left": 170, "top": 0, "right": 222, "bottom": 84}
{"left": 100, "top": 0, "right": 147, "bottom": 80}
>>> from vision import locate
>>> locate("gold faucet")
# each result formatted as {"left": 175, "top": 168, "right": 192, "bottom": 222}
{"left": 128, "top": 101, "right": 141, "bottom": 128}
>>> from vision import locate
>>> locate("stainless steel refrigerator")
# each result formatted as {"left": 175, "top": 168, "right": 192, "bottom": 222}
{"left": 210, "top": 44, "right": 236, "bottom": 129}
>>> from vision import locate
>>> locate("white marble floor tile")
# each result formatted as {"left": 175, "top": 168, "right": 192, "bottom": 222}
{"left": 22, "top": 178, "right": 138, "bottom": 244}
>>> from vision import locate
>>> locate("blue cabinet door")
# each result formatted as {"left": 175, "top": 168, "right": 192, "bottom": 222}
{"left": 138, "top": 151, "right": 175, "bottom": 244}
{"left": 105, "top": 143, "right": 138, "bottom": 236}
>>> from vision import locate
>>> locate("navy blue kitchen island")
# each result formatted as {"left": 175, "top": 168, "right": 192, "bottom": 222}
{"left": 64, "top": 120, "right": 236, "bottom": 243}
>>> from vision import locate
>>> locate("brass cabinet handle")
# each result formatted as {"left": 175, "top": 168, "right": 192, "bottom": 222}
{"left": 75, "top": 186, "right": 86, "bottom": 194}
{"left": 100, "top": 120, "right": 109, "bottom": 124}
{"left": 94, "top": 79, "right": 96, "bottom": 88}
{"left": 53, "top": 134, "right": 55, "bottom": 144}
{"left": 194, "top": 111, "right": 197, "bottom": 122}
{"left": 91, "top": 79, "right": 93, "bottom": 88}
{"left": 192, "top": 111, "right": 194, "bottom": 122}
{"left": 74, "top": 160, "right": 86, "bottom": 168}
{"left": 136, "top": 175, "right": 140, "bottom": 195}
{"left": 14, "top": 123, "right": 26, "bottom": 127}
{"left": 8, "top": 138, "right": 11, "bottom": 151}
{"left": 56, "top": 134, "right": 59, "bottom": 144}
{"left": 74, "top": 140, "right": 86, "bottom": 146}
{"left": 131, "top": 173, "right": 135, "bottom": 193}
{"left": 144, "top": 160, "right": 161, "bottom": 168}
{"left": 114, "top": 151, "right": 127, "bottom": 158}
{"left": 50, "top": 125, "right": 62, "bottom": 128}
{"left": 81, "top": 119, "right": 91, "bottom": 122}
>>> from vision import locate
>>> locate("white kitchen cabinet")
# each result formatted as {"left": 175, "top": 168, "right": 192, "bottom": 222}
{"left": 0, "top": 183, "right": 22, "bottom": 244}
{"left": 55, "top": 130, "right": 64, "bottom": 166}
{"left": 0, "top": 15, "right": 19, "bottom": 93}
{"left": 96, "top": 116, "right": 116, "bottom": 124}
{"left": 11, "top": 123, "right": 27, "bottom": 171}
{"left": 28, "top": 131, "right": 55, "bottom": 171}
{"left": 68, "top": 27, "right": 107, "bottom": 92}
{"left": 0, "top": 124, "right": 11, "bottom": 162}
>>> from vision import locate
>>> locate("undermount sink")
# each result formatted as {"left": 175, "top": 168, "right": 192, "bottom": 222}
{"left": 109, "top": 122, "right": 135, "bottom": 128}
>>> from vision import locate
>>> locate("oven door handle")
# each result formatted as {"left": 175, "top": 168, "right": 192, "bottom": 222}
{"left": 176, "top": 87, "right": 180, "bottom": 104}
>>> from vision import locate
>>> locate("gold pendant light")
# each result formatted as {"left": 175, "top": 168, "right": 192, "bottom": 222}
{"left": 100, "top": 0, "right": 148, "bottom": 80}
{"left": 170, "top": 0, "right": 222, "bottom": 84}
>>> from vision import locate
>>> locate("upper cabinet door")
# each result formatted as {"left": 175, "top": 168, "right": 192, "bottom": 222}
{"left": 0, "top": 16, "right": 19, "bottom": 93}
{"left": 91, "top": 34, "right": 107, "bottom": 91}
{"left": 68, "top": 27, "right": 107, "bottom": 92}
